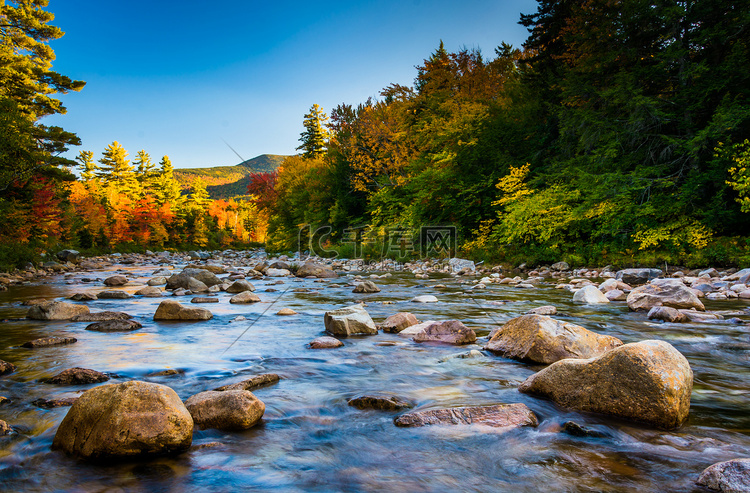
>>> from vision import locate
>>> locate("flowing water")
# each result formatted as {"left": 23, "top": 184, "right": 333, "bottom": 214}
{"left": 1, "top": 259, "right": 749, "bottom": 492}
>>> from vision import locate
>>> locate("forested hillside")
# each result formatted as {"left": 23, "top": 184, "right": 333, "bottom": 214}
{"left": 175, "top": 154, "right": 286, "bottom": 200}
{"left": 256, "top": 0, "right": 750, "bottom": 267}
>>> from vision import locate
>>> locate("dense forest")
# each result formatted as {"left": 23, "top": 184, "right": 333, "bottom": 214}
{"left": 1, "top": 0, "right": 750, "bottom": 269}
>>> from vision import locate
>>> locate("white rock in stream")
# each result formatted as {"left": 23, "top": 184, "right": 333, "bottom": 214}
{"left": 411, "top": 295, "right": 438, "bottom": 303}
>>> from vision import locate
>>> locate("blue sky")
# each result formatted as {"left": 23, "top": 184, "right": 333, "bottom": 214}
{"left": 44, "top": 0, "right": 539, "bottom": 169}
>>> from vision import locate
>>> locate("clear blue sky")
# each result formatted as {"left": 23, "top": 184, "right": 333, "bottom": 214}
{"left": 44, "top": 0, "right": 539, "bottom": 169}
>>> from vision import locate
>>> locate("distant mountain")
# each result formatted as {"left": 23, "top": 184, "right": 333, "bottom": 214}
{"left": 174, "top": 154, "right": 287, "bottom": 200}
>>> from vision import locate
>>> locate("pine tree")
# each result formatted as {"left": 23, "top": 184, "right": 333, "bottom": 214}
{"left": 133, "top": 150, "right": 158, "bottom": 193}
{"left": 153, "top": 155, "right": 183, "bottom": 208}
{"left": 188, "top": 178, "right": 210, "bottom": 211}
{"left": 75, "top": 150, "right": 98, "bottom": 184}
{"left": 97, "top": 141, "right": 138, "bottom": 196}
{"left": 297, "top": 104, "right": 330, "bottom": 159}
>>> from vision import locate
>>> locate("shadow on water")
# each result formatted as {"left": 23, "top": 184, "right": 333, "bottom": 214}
{"left": 1, "top": 263, "right": 749, "bottom": 492}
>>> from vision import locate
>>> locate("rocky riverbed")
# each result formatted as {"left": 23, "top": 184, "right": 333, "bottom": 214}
{"left": 1, "top": 249, "right": 750, "bottom": 492}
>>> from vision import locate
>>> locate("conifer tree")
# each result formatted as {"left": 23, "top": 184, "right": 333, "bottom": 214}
{"left": 154, "top": 155, "right": 183, "bottom": 208}
{"left": 297, "top": 104, "right": 330, "bottom": 159}
{"left": 75, "top": 150, "right": 98, "bottom": 184}
{"left": 133, "top": 150, "right": 157, "bottom": 190}
{"left": 97, "top": 141, "right": 138, "bottom": 196}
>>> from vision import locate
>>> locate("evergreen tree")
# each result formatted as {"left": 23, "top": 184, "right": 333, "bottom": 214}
{"left": 154, "top": 155, "right": 183, "bottom": 208}
{"left": 297, "top": 104, "right": 330, "bottom": 159}
{"left": 75, "top": 150, "right": 98, "bottom": 184}
{"left": 188, "top": 178, "right": 210, "bottom": 211}
{"left": 97, "top": 141, "right": 138, "bottom": 196}
{"left": 133, "top": 149, "right": 158, "bottom": 194}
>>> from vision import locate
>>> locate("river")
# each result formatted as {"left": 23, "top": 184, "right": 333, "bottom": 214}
{"left": 0, "top": 256, "right": 749, "bottom": 492}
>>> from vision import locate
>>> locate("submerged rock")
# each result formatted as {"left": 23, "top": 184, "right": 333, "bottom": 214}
{"left": 353, "top": 280, "right": 381, "bottom": 293}
{"left": 191, "top": 296, "right": 219, "bottom": 303}
{"left": 277, "top": 308, "right": 298, "bottom": 315}
{"left": 69, "top": 292, "right": 97, "bottom": 301}
{"left": 33, "top": 397, "right": 78, "bottom": 408}
{"left": 97, "top": 290, "right": 134, "bottom": 299}
{"left": 0, "top": 420, "right": 11, "bottom": 435}
{"left": 44, "top": 367, "right": 109, "bottom": 385}
{"left": 213, "top": 373, "right": 280, "bottom": 392}
{"left": 696, "top": 458, "right": 750, "bottom": 492}
{"left": 72, "top": 311, "right": 132, "bottom": 322}
{"left": 486, "top": 314, "right": 622, "bottom": 364}
{"left": 0, "top": 359, "right": 17, "bottom": 376}
{"left": 413, "top": 320, "right": 477, "bottom": 345}
{"left": 21, "top": 336, "right": 77, "bottom": 348}
{"left": 27, "top": 301, "right": 89, "bottom": 320}
{"left": 411, "top": 295, "right": 438, "bottom": 303}
{"left": 519, "top": 340, "right": 693, "bottom": 429}
{"left": 185, "top": 390, "right": 265, "bottom": 431}
{"left": 52, "top": 381, "right": 193, "bottom": 461}
{"left": 394, "top": 403, "right": 538, "bottom": 430}
{"left": 153, "top": 300, "right": 213, "bottom": 321}
{"left": 647, "top": 306, "right": 689, "bottom": 323}
{"left": 324, "top": 304, "right": 377, "bottom": 336}
{"left": 348, "top": 394, "right": 413, "bottom": 411}
{"left": 379, "top": 312, "right": 418, "bottom": 333}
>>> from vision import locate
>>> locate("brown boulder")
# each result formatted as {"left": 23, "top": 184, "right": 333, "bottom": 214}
{"left": 412, "top": 320, "right": 477, "bottom": 345}
{"left": 309, "top": 336, "right": 344, "bottom": 349}
{"left": 213, "top": 373, "right": 280, "bottom": 392}
{"left": 226, "top": 280, "right": 255, "bottom": 293}
{"left": 0, "top": 420, "right": 11, "bottom": 435}
{"left": 33, "top": 397, "right": 78, "bottom": 408}
{"left": 518, "top": 340, "right": 693, "bottom": 429}
{"left": 27, "top": 301, "right": 90, "bottom": 320}
{"left": 229, "top": 291, "right": 261, "bottom": 303}
{"left": 72, "top": 311, "right": 132, "bottom": 322}
{"left": 52, "top": 381, "right": 193, "bottom": 461}
{"left": 135, "top": 286, "right": 164, "bottom": 297}
{"left": 348, "top": 394, "right": 413, "bottom": 411}
{"left": 45, "top": 367, "right": 109, "bottom": 385}
{"left": 353, "top": 281, "right": 381, "bottom": 293}
{"left": 394, "top": 403, "right": 538, "bottom": 429}
{"left": 21, "top": 336, "right": 77, "bottom": 348}
{"left": 97, "top": 290, "right": 134, "bottom": 299}
{"left": 85, "top": 320, "right": 142, "bottom": 332}
{"left": 696, "top": 458, "right": 750, "bottom": 492}
{"left": 0, "top": 359, "right": 16, "bottom": 376}
{"left": 485, "top": 314, "right": 622, "bottom": 364}
{"left": 379, "top": 312, "right": 418, "bottom": 333}
{"left": 103, "top": 275, "right": 128, "bottom": 286}
{"left": 69, "top": 292, "right": 97, "bottom": 301}
{"left": 153, "top": 300, "right": 213, "bottom": 321}
{"left": 647, "top": 306, "right": 689, "bottom": 323}
{"left": 296, "top": 262, "right": 337, "bottom": 278}
{"left": 627, "top": 280, "right": 705, "bottom": 311}
{"left": 184, "top": 390, "right": 265, "bottom": 431}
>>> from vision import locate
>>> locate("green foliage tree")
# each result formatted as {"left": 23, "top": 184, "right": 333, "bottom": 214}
{"left": 97, "top": 141, "right": 138, "bottom": 196}
{"left": 153, "top": 155, "right": 183, "bottom": 208}
{"left": 297, "top": 103, "right": 330, "bottom": 159}
{"left": 75, "top": 150, "right": 97, "bottom": 184}
{"left": 133, "top": 149, "right": 158, "bottom": 192}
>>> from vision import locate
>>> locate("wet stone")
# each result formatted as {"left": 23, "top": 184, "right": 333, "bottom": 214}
{"left": 32, "top": 397, "right": 78, "bottom": 408}
{"left": 72, "top": 311, "right": 132, "bottom": 322}
{"left": 21, "top": 336, "right": 77, "bottom": 348}
{"left": 561, "top": 421, "right": 609, "bottom": 438}
{"left": 97, "top": 290, "right": 134, "bottom": 299}
{"left": 85, "top": 320, "right": 142, "bottom": 332}
{"left": 103, "top": 275, "right": 128, "bottom": 286}
{"left": 146, "top": 369, "right": 185, "bottom": 377}
{"left": 0, "top": 359, "right": 17, "bottom": 376}
{"left": 191, "top": 297, "right": 219, "bottom": 303}
{"left": 44, "top": 367, "right": 110, "bottom": 385}
{"left": 0, "top": 396, "right": 10, "bottom": 406}
{"left": 213, "top": 373, "right": 280, "bottom": 392}
{"left": 0, "top": 420, "right": 11, "bottom": 435}
{"left": 277, "top": 308, "right": 298, "bottom": 315}
{"left": 69, "top": 292, "right": 98, "bottom": 301}
{"left": 309, "top": 336, "right": 344, "bottom": 349}
{"left": 348, "top": 394, "right": 413, "bottom": 411}
{"left": 395, "top": 403, "right": 538, "bottom": 429}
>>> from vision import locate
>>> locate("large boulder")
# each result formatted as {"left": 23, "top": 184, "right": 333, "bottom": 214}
{"left": 394, "top": 403, "right": 537, "bottom": 430}
{"left": 52, "top": 381, "right": 193, "bottom": 461}
{"left": 86, "top": 320, "right": 142, "bottom": 332}
{"left": 153, "top": 300, "right": 213, "bottom": 321}
{"left": 103, "top": 275, "right": 128, "bottom": 287}
{"left": 72, "top": 311, "right": 132, "bottom": 322}
{"left": 27, "top": 301, "right": 89, "bottom": 320}
{"left": 135, "top": 286, "right": 163, "bottom": 297}
{"left": 449, "top": 258, "right": 476, "bottom": 273}
{"left": 518, "top": 340, "right": 693, "bottom": 429}
{"left": 296, "top": 262, "right": 337, "bottom": 278}
{"left": 627, "top": 279, "right": 705, "bottom": 311}
{"left": 572, "top": 285, "right": 610, "bottom": 304}
{"left": 353, "top": 281, "right": 381, "bottom": 293}
{"left": 56, "top": 249, "right": 80, "bottom": 264}
{"left": 696, "top": 458, "right": 750, "bottom": 492}
{"left": 615, "top": 268, "right": 662, "bottom": 285}
{"left": 166, "top": 270, "right": 219, "bottom": 290}
{"left": 379, "top": 312, "right": 418, "bottom": 333}
{"left": 184, "top": 390, "right": 265, "bottom": 431}
{"left": 348, "top": 394, "right": 413, "bottom": 411}
{"left": 309, "top": 336, "right": 344, "bottom": 349}
{"left": 324, "top": 304, "right": 377, "bottom": 336}
{"left": 229, "top": 291, "right": 261, "bottom": 303}
{"left": 647, "top": 306, "right": 689, "bottom": 323}
{"left": 412, "top": 320, "right": 476, "bottom": 345}
{"left": 486, "top": 314, "right": 622, "bottom": 364}
{"left": 181, "top": 268, "right": 221, "bottom": 287}
{"left": 21, "top": 336, "right": 77, "bottom": 348}
{"left": 97, "top": 290, "right": 134, "bottom": 300}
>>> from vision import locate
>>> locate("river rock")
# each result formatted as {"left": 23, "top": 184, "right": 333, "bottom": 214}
{"left": 229, "top": 291, "right": 261, "bottom": 303}
{"left": 21, "top": 336, "right": 77, "bottom": 348}
{"left": 191, "top": 296, "right": 219, "bottom": 303}
{"left": 486, "top": 314, "right": 622, "bottom": 364}
{"left": 226, "top": 280, "right": 255, "bottom": 293}
{"left": 551, "top": 261, "right": 570, "bottom": 271}
{"left": 379, "top": 312, "right": 418, "bottom": 333}
{"left": 69, "top": 292, "right": 97, "bottom": 301}
{"left": 0, "top": 359, "right": 16, "bottom": 375}
{"left": 296, "top": 262, "right": 337, "bottom": 278}
{"left": 72, "top": 311, "right": 132, "bottom": 321}
{"left": 411, "top": 295, "right": 438, "bottom": 303}
{"left": 353, "top": 280, "right": 381, "bottom": 293}
{"left": 399, "top": 320, "right": 436, "bottom": 336}
{"left": 266, "top": 268, "right": 291, "bottom": 277}
{"left": 184, "top": 390, "right": 265, "bottom": 431}
{"left": 186, "top": 263, "right": 226, "bottom": 274}
{"left": 0, "top": 420, "right": 11, "bottom": 435}
{"left": 97, "top": 290, "right": 134, "bottom": 299}
{"left": 627, "top": 280, "right": 705, "bottom": 311}
{"left": 696, "top": 458, "right": 750, "bottom": 492}
{"left": 153, "top": 300, "right": 213, "bottom": 321}
{"left": 526, "top": 305, "right": 557, "bottom": 316}
{"left": 213, "top": 373, "right": 280, "bottom": 391}
{"left": 615, "top": 268, "right": 662, "bottom": 285}
{"left": 647, "top": 306, "right": 688, "bottom": 323}
{"left": 413, "top": 320, "right": 477, "bottom": 345}
{"left": 27, "top": 301, "right": 90, "bottom": 320}
{"left": 572, "top": 285, "right": 610, "bottom": 304}
{"left": 324, "top": 304, "right": 377, "bottom": 336}
{"left": 56, "top": 249, "right": 80, "bottom": 263}
{"left": 86, "top": 320, "right": 142, "bottom": 332}
{"left": 394, "top": 403, "right": 538, "bottom": 430}
{"left": 52, "top": 381, "right": 193, "bottom": 461}
{"left": 605, "top": 289, "right": 627, "bottom": 301}
{"left": 277, "top": 308, "right": 298, "bottom": 315}
{"left": 309, "top": 336, "right": 344, "bottom": 349}
{"left": 679, "top": 309, "right": 723, "bottom": 323}
{"left": 45, "top": 367, "right": 109, "bottom": 385}
{"left": 33, "top": 397, "right": 78, "bottom": 408}
{"left": 103, "top": 275, "right": 128, "bottom": 286}
{"left": 518, "top": 340, "right": 693, "bottom": 429}
{"left": 166, "top": 271, "right": 212, "bottom": 291}
{"left": 348, "top": 394, "right": 413, "bottom": 411}
{"left": 449, "top": 258, "right": 476, "bottom": 273}
{"left": 148, "top": 276, "right": 168, "bottom": 286}
{"left": 180, "top": 268, "right": 221, "bottom": 287}
{"left": 135, "top": 286, "right": 163, "bottom": 297}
